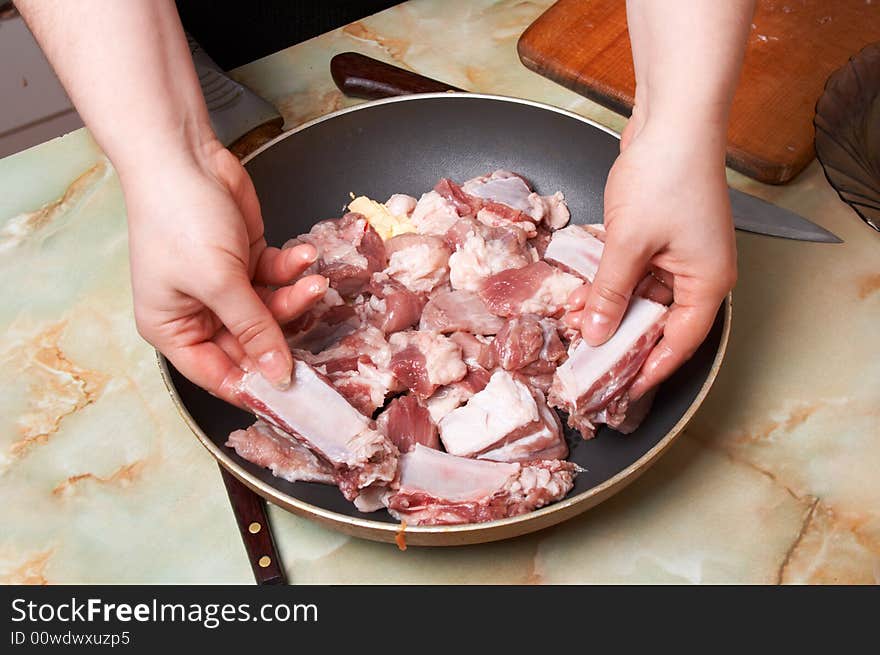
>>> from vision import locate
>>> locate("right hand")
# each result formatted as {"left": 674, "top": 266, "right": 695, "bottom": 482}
{"left": 123, "top": 139, "right": 327, "bottom": 404}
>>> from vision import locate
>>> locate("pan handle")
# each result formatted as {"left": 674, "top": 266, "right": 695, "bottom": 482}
{"left": 330, "top": 52, "right": 463, "bottom": 99}
{"left": 220, "top": 466, "right": 287, "bottom": 585}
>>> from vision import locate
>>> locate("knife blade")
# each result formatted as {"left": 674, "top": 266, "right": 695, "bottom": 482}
{"left": 728, "top": 187, "right": 842, "bottom": 243}
{"left": 330, "top": 52, "right": 843, "bottom": 244}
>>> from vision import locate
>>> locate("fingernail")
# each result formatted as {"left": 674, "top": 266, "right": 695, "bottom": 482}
{"left": 301, "top": 245, "right": 318, "bottom": 263}
{"left": 258, "top": 350, "right": 291, "bottom": 389}
{"left": 309, "top": 277, "right": 329, "bottom": 294}
{"left": 582, "top": 311, "right": 611, "bottom": 345}
{"left": 563, "top": 311, "right": 583, "bottom": 328}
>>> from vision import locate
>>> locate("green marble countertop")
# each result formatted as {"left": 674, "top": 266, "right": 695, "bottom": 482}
{"left": 1, "top": 0, "right": 878, "bottom": 584}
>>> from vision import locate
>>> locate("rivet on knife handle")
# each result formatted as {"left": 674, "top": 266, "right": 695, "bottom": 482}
{"left": 330, "top": 52, "right": 462, "bottom": 99}
{"left": 220, "top": 466, "right": 287, "bottom": 585}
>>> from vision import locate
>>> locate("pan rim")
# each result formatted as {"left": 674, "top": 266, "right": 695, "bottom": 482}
{"left": 157, "top": 93, "right": 732, "bottom": 542}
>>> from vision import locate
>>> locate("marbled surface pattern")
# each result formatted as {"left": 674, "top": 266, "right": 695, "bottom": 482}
{"left": 1, "top": 0, "right": 878, "bottom": 584}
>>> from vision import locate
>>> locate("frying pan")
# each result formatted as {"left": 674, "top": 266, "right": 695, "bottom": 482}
{"left": 160, "top": 91, "right": 730, "bottom": 546}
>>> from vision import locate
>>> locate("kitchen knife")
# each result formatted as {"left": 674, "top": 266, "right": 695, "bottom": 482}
{"left": 189, "top": 35, "right": 287, "bottom": 586}
{"left": 330, "top": 52, "right": 843, "bottom": 244}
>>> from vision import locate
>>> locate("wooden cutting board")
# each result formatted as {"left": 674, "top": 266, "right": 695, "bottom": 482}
{"left": 518, "top": 0, "right": 880, "bottom": 184}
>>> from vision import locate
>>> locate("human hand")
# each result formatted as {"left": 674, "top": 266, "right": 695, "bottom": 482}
{"left": 565, "top": 115, "right": 736, "bottom": 399}
{"left": 123, "top": 139, "right": 327, "bottom": 404}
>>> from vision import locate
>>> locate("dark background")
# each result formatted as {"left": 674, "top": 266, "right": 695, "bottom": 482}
{"left": 176, "top": 0, "right": 400, "bottom": 70}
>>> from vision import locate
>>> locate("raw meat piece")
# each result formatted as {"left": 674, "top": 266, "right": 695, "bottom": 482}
{"left": 529, "top": 225, "right": 553, "bottom": 259}
{"left": 364, "top": 275, "right": 425, "bottom": 334}
{"left": 383, "top": 233, "right": 450, "bottom": 294}
{"left": 226, "top": 420, "right": 336, "bottom": 484}
{"left": 592, "top": 388, "right": 657, "bottom": 435}
{"left": 236, "top": 362, "right": 398, "bottom": 500}
{"left": 492, "top": 315, "right": 566, "bottom": 374}
{"left": 423, "top": 361, "right": 493, "bottom": 423}
{"left": 434, "top": 178, "right": 483, "bottom": 216}
{"left": 384, "top": 193, "right": 417, "bottom": 218}
{"left": 478, "top": 261, "right": 581, "bottom": 317}
{"left": 544, "top": 224, "right": 605, "bottom": 282}
{"left": 462, "top": 170, "right": 571, "bottom": 230}
{"left": 376, "top": 395, "right": 439, "bottom": 452}
{"left": 419, "top": 289, "right": 505, "bottom": 335}
{"left": 411, "top": 190, "right": 462, "bottom": 236}
{"left": 388, "top": 330, "right": 467, "bottom": 398}
{"left": 385, "top": 444, "right": 578, "bottom": 526}
{"left": 284, "top": 287, "right": 362, "bottom": 353}
{"left": 294, "top": 325, "right": 399, "bottom": 416}
{"left": 449, "top": 332, "right": 496, "bottom": 370}
{"left": 296, "top": 213, "right": 386, "bottom": 297}
{"left": 446, "top": 218, "right": 532, "bottom": 292}
{"left": 439, "top": 370, "right": 566, "bottom": 461}
{"left": 549, "top": 296, "right": 668, "bottom": 435}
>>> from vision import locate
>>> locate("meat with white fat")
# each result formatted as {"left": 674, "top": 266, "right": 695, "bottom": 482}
{"left": 419, "top": 289, "right": 505, "bottom": 335}
{"left": 364, "top": 275, "right": 425, "bottom": 334}
{"left": 549, "top": 296, "right": 668, "bottom": 436}
{"left": 295, "top": 213, "right": 386, "bottom": 297}
{"left": 236, "top": 362, "right": 398, "bottom": 500}
{"left": 411, "top": 190, "right": 462, "bottom": 236}
{"left": 446, "top": 218, "right": 532, "bottom": 292}
{"left": 383, "top": 233, "right": 450, "bottom": 294}
{"left": 385, "top": 444, "right": 578, "bottom": 526}
{"left": 439, "top": 369, "right": 565, "bottom": 462}
{"left": 388, "top": 330, "right": 467, "bottom": 398}
{"left": 478, "top": 261, "right": 581, "bottom": 317}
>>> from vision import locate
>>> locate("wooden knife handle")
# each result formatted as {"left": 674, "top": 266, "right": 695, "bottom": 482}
{"left": 330, "top": 52, "right": 463, "bottom": 99}
{"left": 220, "top": 466, "right": 287, "bottom": 585}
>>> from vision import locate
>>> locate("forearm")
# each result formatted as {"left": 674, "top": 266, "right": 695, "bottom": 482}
{"left": 15, "top": 0, "right": 212, "bottom": 185}
{"left": 626, "top": 0, "right": 754, "bottom": 146}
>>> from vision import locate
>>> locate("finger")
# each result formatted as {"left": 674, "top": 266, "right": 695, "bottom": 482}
{"left": 165, "top": 341, "right": 245, "bottom": 408}
{"left": 628, "top": 300, "right": 720, "bottom": 399}
{"left": 635, "top": 274, "right": 674, "bottom": 305}
{"left": 202, "top": 273, "right": 293, "bottom": 389}
{"left": 565, "top": 283, "right": 591, "bottom": 312}
{"left": 213, "top": 328, "right": 253, "bottom": 371}
{"left": 253, "top": 244, "right": 318, "bottom": 285}
{"left": 581, "top": 231, "right": 651, "bottom": 346}
{"left": 264, "top": 275, "right": 328, "bottom": 325}
{"left": 563, "top": 309, "right": 585, "bottom": 329}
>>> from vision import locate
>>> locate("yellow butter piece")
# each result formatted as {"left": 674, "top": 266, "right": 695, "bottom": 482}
{"left": 348, "top": 195, "right": 416, "bottom": 240}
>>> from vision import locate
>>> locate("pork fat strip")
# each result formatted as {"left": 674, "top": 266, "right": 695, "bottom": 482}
{"left": 388, "top": 330, "right": 468, "bottom": 398}
{"left": 385, "top": 444, "right": 578, "bottom": 526}
{"left": 236, "top": 362, "right": 398, "bottom": 499}
{"left": 478, "top": 261, "right": 581, "bottom": 317}
{"left": 420, "top": 289, "right": 505, "bottom": 335}
{"left": 376, "top": 395, "right": 439, "bottom": 452}
{"left": 549, "top": 297, "right": 668, "bottom": 437}
{"left": 294, "top": 213, "right": 386, "bottom": 297}
{"left": 439, "top": 369, "right": 563, "bottom": 460}
{"left": 445, "top": 218, "right": 533, "bottom": 292}
{"left": 226, "top": 420, "right": 337, "bottom": 484}
{"left": 383, "top": 233, "right": 451, "bottom": 294}
{"left": 478, "top": 390, "right": 568, "bottom": 463}
{"left": 492, "top": 315, "right": 566, "bottom": 375}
